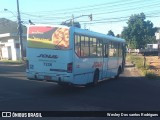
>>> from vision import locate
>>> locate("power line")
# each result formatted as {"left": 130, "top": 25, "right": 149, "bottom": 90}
{"left": 20, "top": 0, "right": 153, "bottom": 17}
{"left": 22, "top": 0, "right": 160, "bottom": 17}
{"left": 93, "top": 2, "right": 160, "bottom": 16}
{"left": 4, "top": 0, "right": 159, "bottom": 27}
{"left": 21, "top": 9, "right": 160, "bottom": 25}
{"left": 19, "top": 0, "right": 160, "bottom": 25}
{"left": 24, "top": 0, "right": 140, "bottom": 14}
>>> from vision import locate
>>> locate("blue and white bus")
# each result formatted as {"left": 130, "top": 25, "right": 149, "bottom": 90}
{"left": 26, "top": 24, "right": 125, "bottom": 86}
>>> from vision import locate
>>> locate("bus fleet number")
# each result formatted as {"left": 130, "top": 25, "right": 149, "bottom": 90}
{"left": 44, "top": 63, "right": 52, "bottom": 66}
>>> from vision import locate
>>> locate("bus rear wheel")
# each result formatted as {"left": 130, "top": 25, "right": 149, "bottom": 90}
{"left": 93, "top": 69, "right": 99, "bottom": 85}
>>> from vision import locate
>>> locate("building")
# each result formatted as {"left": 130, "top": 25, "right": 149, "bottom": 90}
{"left": 147, "top": 27, "right": 160, "bottom": 49}
{"left": 0, "top": 18, "right": 27, "bottom": 60}
{"left": 155, "top": 27, "right": 160, "bottom": 44}
{"left": 155, "top": 27, "right": 160, "bottom": 57}
{"left": 147, "top": 44, "right": 158, "bottom": 49}
{"left": 0, "top": 33, "right": 26, "bottom": 60}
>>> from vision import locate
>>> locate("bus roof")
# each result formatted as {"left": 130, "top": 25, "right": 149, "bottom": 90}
{"left": 72, "top": 26, "right": 125, "bottom": 43}
{"left": 27, "top": 24, "right": 70, "bottom": 29}
{"left": 27, "top": 24, "right": 125, "bottom": 43}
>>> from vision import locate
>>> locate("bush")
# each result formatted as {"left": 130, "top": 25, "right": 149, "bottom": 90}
{"left": 127, "top": 54, "right": 143, "bottom": 68}
{"left": 145, "top": 71, "right": 157, "bottom": 79}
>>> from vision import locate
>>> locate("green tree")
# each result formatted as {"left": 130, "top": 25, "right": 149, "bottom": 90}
{"left": 121, "top": 13, "right": 157, "bottom": 49}
{"left": 107, "top": 30, "right": 115, "bottom": 36}
{"left": 116, "top": 34, "right": 121, "bottom": 38}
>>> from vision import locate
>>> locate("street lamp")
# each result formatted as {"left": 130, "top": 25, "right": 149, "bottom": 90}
{"left": 4, "top": 9, "right": 16, "bottom": 17}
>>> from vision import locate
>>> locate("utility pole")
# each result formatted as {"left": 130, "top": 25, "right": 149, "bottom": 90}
{"left": 72, "top": 14, "right": 74, "bottom": 26}
{"left": 17, "top": 0, "right": 23, "bottom": 61}
{"left": 64, "top": 14, "right": 92, "bottom": 25}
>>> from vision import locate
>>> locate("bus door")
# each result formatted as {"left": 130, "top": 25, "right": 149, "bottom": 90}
{"left": 107, "top": 42, "right": 119, "bottom": 77}
{"left": 102, "top": 43, "right": 109, "bottom": 78}
{"left": 121, "top": 43, "right": 126, "bottom": 72}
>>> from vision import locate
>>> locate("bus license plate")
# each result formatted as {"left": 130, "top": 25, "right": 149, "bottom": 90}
{"left": 44, "top": 76, "right": 51, "bottom": 80}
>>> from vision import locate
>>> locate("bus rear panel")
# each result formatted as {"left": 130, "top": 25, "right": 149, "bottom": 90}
{"left": 26, "top": 25, "right": 74, "bottom": 84}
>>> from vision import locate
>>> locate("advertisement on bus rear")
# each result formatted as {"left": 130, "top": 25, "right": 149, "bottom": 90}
{"left": 27, "top": 26, "right": 69, "bottom": 49}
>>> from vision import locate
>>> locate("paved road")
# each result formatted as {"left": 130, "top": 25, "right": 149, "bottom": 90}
{"left": 0, "top": 62, "right": 160, "bottom": 120}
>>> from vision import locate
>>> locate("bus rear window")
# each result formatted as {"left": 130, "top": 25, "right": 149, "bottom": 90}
{"left": 27, "top": 26, "right": 69, "bottom": 49}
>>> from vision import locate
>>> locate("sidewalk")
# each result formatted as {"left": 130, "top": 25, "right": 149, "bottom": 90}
{"left": 0, "top": 61, "right": 25, "bottom": 67}
{"left": 125, "top": 61, "right": 135, "bottom": 68}
{"left": 124, "top": 61, "right": 142, "bottom": 77}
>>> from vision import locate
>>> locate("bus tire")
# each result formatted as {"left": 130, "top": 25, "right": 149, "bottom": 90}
{"left": 93, "top": 69, "right": 99, "bottom": 85}
{"left": 115, "top": 66, "right": 121, "bottom": 79}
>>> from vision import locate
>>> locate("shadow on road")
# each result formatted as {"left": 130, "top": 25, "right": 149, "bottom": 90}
{"left": 0, "top": 62, "right": 160, "bottom": 112}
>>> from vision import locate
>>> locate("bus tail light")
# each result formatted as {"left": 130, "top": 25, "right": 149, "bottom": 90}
{"left": 67, "top": 63, "right": 73, "bottom": 73}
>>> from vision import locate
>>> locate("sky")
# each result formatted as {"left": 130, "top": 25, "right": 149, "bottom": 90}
{"left": 0, "top": 0, "right": 160, "bottom": 35}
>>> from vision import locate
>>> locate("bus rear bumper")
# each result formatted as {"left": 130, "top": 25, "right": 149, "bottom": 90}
{"left": 26, "top": 71, "right": 72, "bottom": 83}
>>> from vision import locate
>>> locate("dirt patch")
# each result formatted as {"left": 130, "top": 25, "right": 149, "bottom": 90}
{"left": 146, "top": 56, "right": 160, "bottom": 76}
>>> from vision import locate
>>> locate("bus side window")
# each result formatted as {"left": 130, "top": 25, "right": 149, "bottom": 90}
{"left": 76, "top": 47, "right": 81, "bottom": 56}
{"left": 109, "top": 42, "right": 118, "bottom": 57}
{"left": 75, "top": 34, "right": 81, "bottom": 57}
{"left": 75, "top": 34, "right": 89, "bottom": 57}
{"left": 104, "top": 43, "right": 108, "bottom": 57}
{"left": 90, "top": 38, "right": 97, "bottom": 57}
{"left": 81, "top": 36, "right": 89, "bottom": 57}
{"left": 109, "top": 42, "right": 113, "bottom": 57}
{"left": 118, "top": 43, "right": 122, "bottom": 57}
{"left": 113, "top": 42, "right": 118, "bottom": 57}
{"left": 97, "top": 39, "right": 103, "bottom": 57}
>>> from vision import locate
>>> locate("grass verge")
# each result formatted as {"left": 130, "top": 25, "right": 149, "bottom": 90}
{"left": 0, "top": 60, "right": 25, "bottom": 64}
{"left": 126, "top": 54, "right": 159, "bottom": 79}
